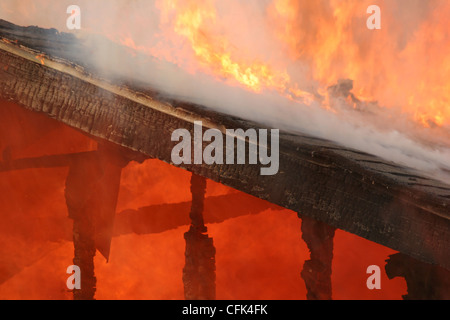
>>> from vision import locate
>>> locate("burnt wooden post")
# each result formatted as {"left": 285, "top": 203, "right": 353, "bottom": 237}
{"left": 65, "top": 143, "right": 128, "bottom": 300}
{"left": 300, "top": 214, "right": 336, "bottom": 300}
{"left": 385, "top": 253, "right": 450, "bottom": 300}
{"left": 65, "top": 152, "right": 98, "bottom": 300}
{"left": 183, "top": 173, "right": 216, "bottom": 300}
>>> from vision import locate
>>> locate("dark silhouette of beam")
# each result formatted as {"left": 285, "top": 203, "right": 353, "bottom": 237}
{"left": 183, "top": 174, "right": 216, "bottom": 300}
{"left": 0, "top": 151, "right": 96, "bottom": 172}
{"left": 64, "top": 143, "right": 130, "bottom": 300}
{"left": 114, "top": 192, "right": 282, "bottom": 236}
{"left": 385, "top": 253, "right": 450, "bottom": 300}
{"left": 300, "top": 214, "right": 336, "bottom": 300}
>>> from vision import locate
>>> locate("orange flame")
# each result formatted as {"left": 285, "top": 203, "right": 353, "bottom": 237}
{"left": 153, "top": 0, "right": 292, "bottom": 93}
{"left": 268, "top": 0, "right": 450, "bottom": 127}
{"left": 35, "top": 53, "right": 45, "bottom": 65}
{"left": 1, "top": 0, "right": 448, "bottom": 128}
{"left": 116, "top": 0, "right": 449, "bottom": 130}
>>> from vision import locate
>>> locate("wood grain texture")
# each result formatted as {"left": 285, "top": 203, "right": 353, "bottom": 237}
{"left": 0, "top": 20, "right": 449, "bottom": 270}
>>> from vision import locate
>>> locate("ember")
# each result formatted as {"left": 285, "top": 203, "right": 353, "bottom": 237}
{"left": 35, "top": 53, "right": 45, "bottom": 65}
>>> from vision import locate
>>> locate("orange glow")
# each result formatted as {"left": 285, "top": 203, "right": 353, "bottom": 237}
{"left": 152, "top": 0, "right": 291, "bottom": 93}
{"left": 119, "top": 0, "right": 449, "bottom": 128}
{"left": 35, "top": 53, "right": 45, "bottom": 65}
{"left": 267, "top": 0, "right": 450, "bottom": 127}
{"left": 0, "top": 100, "right": 407, "bottom": 300}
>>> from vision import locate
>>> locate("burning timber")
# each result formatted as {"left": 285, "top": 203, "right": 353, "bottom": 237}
{"left": 0, "top": 20, "right": 449, "bottom": 274}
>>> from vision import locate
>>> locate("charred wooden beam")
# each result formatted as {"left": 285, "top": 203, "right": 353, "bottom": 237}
{"left": 71, "top": 213, "right": 96, "bottom": 300}
{"left": 64, "top": 143, "right": 129, "bottom": 299}
{"left": 114, "top": 192, "right": 281, "bottom": 236}
{"left": 0, "top": 193, "right": 277, "bottom": 288}
{"left": 0, "top": 151, "right": 96, "bottom": 172}
{"left": 183, "top": 174, "right": 216, "bottom": 300}
{"left": 65, "top": 152, "right": 98, "bottom": 300}
{"left": 0, "top": 20, "right": 449, "bottom": 271}
{"left": 300, "top": 214, "right": 336, "bottom": 300}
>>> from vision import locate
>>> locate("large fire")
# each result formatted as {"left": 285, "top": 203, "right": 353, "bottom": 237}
{"left": 0, "top": 0, "right": 448, "bottom": 127}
